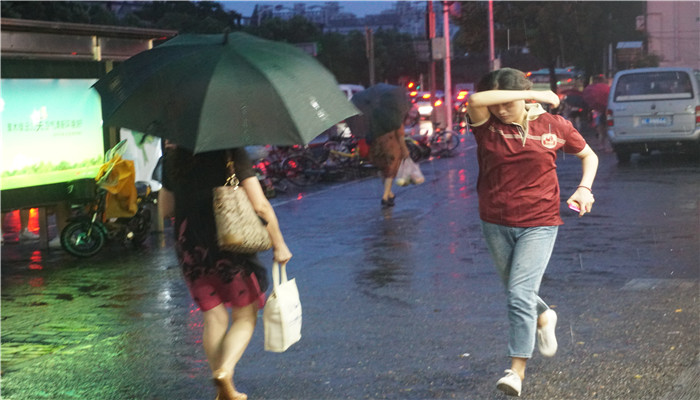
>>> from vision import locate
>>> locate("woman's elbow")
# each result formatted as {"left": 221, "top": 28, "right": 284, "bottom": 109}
{"left": 252, "top": 199, "right": 273, "bottom": 218}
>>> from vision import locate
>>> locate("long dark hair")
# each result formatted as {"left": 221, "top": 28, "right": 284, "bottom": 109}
{"left": 476, "top": 68, "right": 532, "bottom": 92}
{"left": 164, "top": 147, "right": 227, "bottom": 183}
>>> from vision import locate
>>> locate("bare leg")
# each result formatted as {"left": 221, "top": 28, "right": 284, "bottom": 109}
{"left": 219, "top": 302, "right": 258, "bottom": 373}
{"left": 203, "top": 304, "right": 229, "bottom": 371}
{"left": 203, "top": 303, "right": 257, "bottom": 400}
{"left": 381, "top": 177, "right": 394, "bottom": 201}
{"left": 510, "top": 357, "right": 527, "bottom": 381}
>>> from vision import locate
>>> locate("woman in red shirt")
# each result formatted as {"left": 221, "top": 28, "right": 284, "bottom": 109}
{"left": 467, "top": 68, "right": 598, "bottom": 397}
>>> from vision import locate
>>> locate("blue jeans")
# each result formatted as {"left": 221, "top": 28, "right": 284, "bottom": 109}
{"left": 481, "top": 221, "right": 558, "bottom": 359}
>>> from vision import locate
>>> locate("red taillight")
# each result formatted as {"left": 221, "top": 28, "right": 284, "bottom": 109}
{"left": 696, "top": 106, "right": 700, "bottom": 124}
{"left": 434, "top": 99, "right": 443, "bottom": 107}
{"left": 606, "top": 109, "right": 614, "bottom": 127}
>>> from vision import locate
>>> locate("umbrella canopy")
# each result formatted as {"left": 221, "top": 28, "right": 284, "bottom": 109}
{"left": 582, "top": 83, "right": 610, "bottom": 112}
{"left": 345, "top": 84, "right": 411, "bottom": 141}
{"left": 93, "top": 32, "right": 359, "bottom": 153}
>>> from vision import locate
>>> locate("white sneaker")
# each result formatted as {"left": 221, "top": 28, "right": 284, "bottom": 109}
{"left": 537, "top": 309, "right": 558, "bottom": 357}
{"left": 48, "top": 236, "right": 62, "bottom": 249}
{"left": 19, "top": 228, "right": 40, "bottom": 241}
{"left": 496, "top": 369, "right": 522, "bottom": 397}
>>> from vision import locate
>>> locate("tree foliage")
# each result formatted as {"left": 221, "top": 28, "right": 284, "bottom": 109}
{"left": 132, "top": 1, "right": 242, "bottom": 32}
{"left": 452, "top": 1, "right": 645, "bottom": 85}
{"left": 1, "top": 1, "right": 118, "bottom": 25}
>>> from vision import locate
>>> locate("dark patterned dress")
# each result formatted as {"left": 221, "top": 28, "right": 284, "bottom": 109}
{"left": 163, "top": 148, "right": 268, "bottom": 311}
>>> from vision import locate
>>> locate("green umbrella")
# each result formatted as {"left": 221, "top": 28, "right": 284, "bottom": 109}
{"left": 93, "top": 32, "right": 359, "bottom": 153}
{"left": 345, "top": 84, "right": 411, "bottom": 142}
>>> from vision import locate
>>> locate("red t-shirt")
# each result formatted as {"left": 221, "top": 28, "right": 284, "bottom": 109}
{"left": 471, "top": 104, "right": 587, "bottom": 227}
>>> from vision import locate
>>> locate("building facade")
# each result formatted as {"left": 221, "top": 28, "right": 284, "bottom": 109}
{"left": 645, "top": 1, "right": 700, "bottom": 68}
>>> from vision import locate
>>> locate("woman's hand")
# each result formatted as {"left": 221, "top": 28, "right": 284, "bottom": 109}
{"left": 535, "top": 91, "right": 561, "bottom": 108}
{"left": 273, "top": 243, "right": 293, "bottom": 265}
{"left": 567, "top": 187, "right": 595, "bottom": 217}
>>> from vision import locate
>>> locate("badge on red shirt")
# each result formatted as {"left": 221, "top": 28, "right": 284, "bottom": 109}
{"left": 541, "top": 133, "right": 558, "bottom": 149}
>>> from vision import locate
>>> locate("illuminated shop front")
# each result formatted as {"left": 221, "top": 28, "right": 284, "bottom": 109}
{"left": 1, "top": 18, "right": 176, "bottom": 246}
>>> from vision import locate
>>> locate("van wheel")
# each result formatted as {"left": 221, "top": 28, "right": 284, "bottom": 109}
{"left": 616, "top": 151, "right": 631, "bottom": 163}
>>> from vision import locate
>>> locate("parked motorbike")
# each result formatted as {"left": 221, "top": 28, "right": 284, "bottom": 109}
{"left": 60, "top": 140, "right": 160, "bottom": 257}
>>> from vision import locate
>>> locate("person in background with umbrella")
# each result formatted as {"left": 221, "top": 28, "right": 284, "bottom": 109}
{"left": 370, "top": 125, "right": 411, "bottom": 207}
{"left": 467, "top": 68, "right": 598, "bottom": 397}
{"left": 161, "top": 146, "right": 292, "bottom": 400}
{"left": 347, "top": 84, "right": 412, "bottom": 207}
{"left": 582, "top": 75, "right": 611, "bottom": 150}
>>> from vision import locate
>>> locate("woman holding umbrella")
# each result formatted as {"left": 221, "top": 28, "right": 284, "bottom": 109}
{"left": 161, "top": 146, "right": 292, "bottom": 400}
{"left": 347, "top": 84, "right": 412, "bottom": 207}
{"left": 582, "top": 75, "right": 611, "bottom": 149}
{"left": 370, "top": 126, "right": 411, "bottom": 207}
{"left": 93, "top": 31, "right": 359, "bottom": 399}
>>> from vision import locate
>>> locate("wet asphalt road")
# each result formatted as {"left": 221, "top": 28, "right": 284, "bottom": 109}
{"left": 1, "top": 130, "right": 698, "bottom": 400}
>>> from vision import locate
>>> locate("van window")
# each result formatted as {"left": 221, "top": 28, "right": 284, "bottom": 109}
{"left": 614, "top": 71, "right": 693, "bottom": 101}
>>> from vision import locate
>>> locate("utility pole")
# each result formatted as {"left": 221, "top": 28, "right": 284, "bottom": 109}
{"left": 427, "top": 2, "right": 436, "bottom": 98}
{"left": 488, "top": 0, "right": 496, "bottom": 71}
{"left": 365, "top": 27, "right": 375, "bottom": 86}
{"left": 442, "top": 1, "right": 452, "bottom": 129}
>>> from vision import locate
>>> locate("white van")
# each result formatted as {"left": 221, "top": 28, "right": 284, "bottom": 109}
{"left": 607, "top": 67, "right": 700, "bottom": 162}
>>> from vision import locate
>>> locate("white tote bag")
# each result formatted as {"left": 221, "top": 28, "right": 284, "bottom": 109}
{"left": 263, "top": 262, "right": 302, "bottom": 352}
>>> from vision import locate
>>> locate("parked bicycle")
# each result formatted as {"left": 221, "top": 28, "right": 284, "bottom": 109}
{"left": 429, "top": 122, "right": 460, "bottom": 154}
{"left": 405, "top": 122, "right": 461, "bottom": 162}
{"left": 252, "top": 145, "right": 321, "bottom": 197}
{"left": 320, "top": 135, "right": 375, "bottom": 181}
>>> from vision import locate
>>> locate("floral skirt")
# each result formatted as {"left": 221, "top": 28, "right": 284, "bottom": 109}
{"left": 176, "top": 218, "right": 268, "bottom": 311}
{"left": 186, "top": 270, "right": 265, "bottom": 311}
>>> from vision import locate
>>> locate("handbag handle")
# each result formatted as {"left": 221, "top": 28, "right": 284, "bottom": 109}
{"left": 225, "top": 150, "right": 240, "bottom": 188}
{"left": 272, "top": 262, "right": 288, "bottom": 290}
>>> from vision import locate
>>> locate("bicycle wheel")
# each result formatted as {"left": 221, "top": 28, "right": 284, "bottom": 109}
{"left": 283, "top": 155, "right": 321, "bottom": 186}
{"left": 431, "top": 130, "right": 460, "bottom": 152}
{"left": 61, "top": 220, "right": 106, "bottom": 257}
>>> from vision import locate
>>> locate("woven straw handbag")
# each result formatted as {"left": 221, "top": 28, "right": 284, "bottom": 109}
{"left": 212, "top": 153, "right": 272, "bottom": 253}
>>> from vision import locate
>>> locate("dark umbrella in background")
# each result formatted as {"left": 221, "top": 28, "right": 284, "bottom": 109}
{"left": 345, "top": 84, "right": 411, "bottom": 142}
{"left": 93, "top": 32, "right": 359, "bottom": 153}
